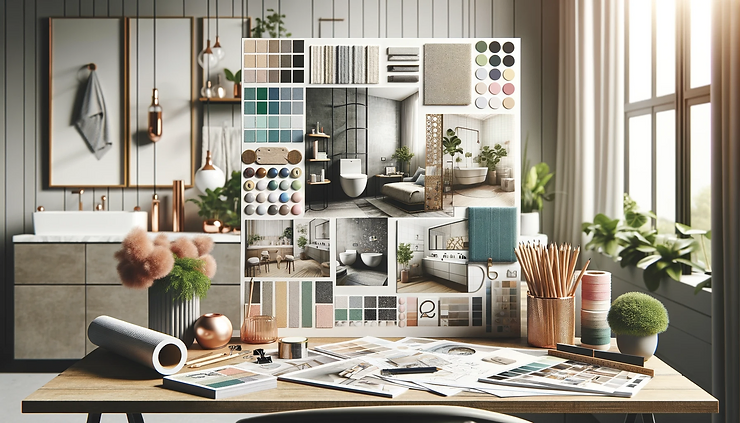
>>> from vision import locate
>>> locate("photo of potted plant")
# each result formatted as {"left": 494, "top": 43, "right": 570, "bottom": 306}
{"left": 297, "top": 235, "right": 308, "bottom": 260}
{"left": 520, "top": 162, "right": 554, "bottom": 235}
{"left": 397, "top": 243, "right": 413, "bottom": 283}
{"left": 476, "top": 143, "right": 508, "bottom": 185}
{"left": 224, "top": 68, "right": 242, "bottom": 98}
{"left": 607, "top": 292, "right": 669, "bottom": 360}
{"left": 442, "top": 129, "right": 463, "bottom": 193}
{"left": 391, "top": 146, "right": 415, "bottom": 176}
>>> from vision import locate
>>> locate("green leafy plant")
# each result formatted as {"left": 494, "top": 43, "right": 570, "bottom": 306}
{"left": 188, "top": 187, "right": 228, "bottom": 221}
{"left": 636, "top": 236, "right": 704, "bottom": 292}
{"left": 151, "top": 256, "right": 211, "bottom": 301}
{"left": 297, "top": 235, "right": 308, "bottom": 249}
{"left": 607, "top": 292, "right": 669, "bottom": 336}
{"left": 442, "top": 129, "right": 463, "bottom": 190}
{"left": 396, "top": 243, "right": 413, "bottom": 270}
{"left": 187, "top": 171, "right": 241, "bottom": 230}
{"left": 391, "top": 146, "right": 415, "bottom": 175}
{"left": 224, "top": 68, "right": 242, "bottom": 84}
{"left": 521, "top": 162, "right": 555, "bottom": 213}
{"left": 476, "top": 144, "right": 508, "bottom": 172}
{"left": 252, "top": 9, "right": 292, "bottom": 38}
{"left": 246, "top": 233, "right": 262, "bottom": 246}
{"left": 282, "top": 226, "right": 294, "bottom": 244}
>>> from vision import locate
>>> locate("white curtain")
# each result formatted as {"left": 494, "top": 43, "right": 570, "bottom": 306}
{"left": 201, "top": 125, "right": 241, "bottom": 178}
{"left": 711, "top": 1, "right": 740, "bottom": 422}
{"left": 401, "top": 92, "right": 423, "bottom": 173}
{"left": 553, "top": 0, "right": 625, "bottom": 245}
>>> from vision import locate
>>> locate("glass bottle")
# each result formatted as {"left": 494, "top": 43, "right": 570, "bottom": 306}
{"left": 213, "top": 74, "right": 226, "bottom": 99}
{"left": 147, "top": 88, "right": 163, "bottom": 142}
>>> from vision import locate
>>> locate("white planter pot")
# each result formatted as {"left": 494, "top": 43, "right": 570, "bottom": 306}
{"left": 520, "top": 212, "right": 540, "bottom": 235}
{"left": 149, "top": 288, "right": 200, "bottom": 346}
{"left": 616, "top": 333, "right": 659, "bottom": 361}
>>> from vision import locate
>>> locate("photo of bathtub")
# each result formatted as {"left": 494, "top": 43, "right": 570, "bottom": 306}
{"left": 336, "top": 217, "right": 388, "bottom": 287}
{"left": 452, "top": 166, "right": 488, "bottom": 185}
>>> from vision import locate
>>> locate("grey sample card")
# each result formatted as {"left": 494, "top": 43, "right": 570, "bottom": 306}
{"left": 423, "top": 44, "right": 472, "bottom": 105}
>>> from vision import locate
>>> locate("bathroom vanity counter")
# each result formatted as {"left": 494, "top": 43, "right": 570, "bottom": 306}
{"left": 305, "top": 245, "right": 331, "bottom": 263}
{"left": 13, "top": 232, "right": 241, "bottom": 243}
{"left": 422, "top": 257, "right": 468, "bottom": 285}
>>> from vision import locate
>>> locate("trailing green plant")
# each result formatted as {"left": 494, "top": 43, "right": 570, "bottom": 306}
{"left": 476, "top": 144, "right": 508, "bottom": 172}
{"left": 151, "top": 256, "right": 211, "bottom": 301}
{"left": 396, "top": 243, "right": 413, "bottom": 270}
{"left": 391, "top": 146, "right": 415, "bottom": 175}
{"left": 607, "top": 292, "right": 669, "bottom": 336}
{"left": 252, "top": 9, "right": 292, "bottom": 38}
{"left": 223, "top": 68, "right": 242, "bottom": 84}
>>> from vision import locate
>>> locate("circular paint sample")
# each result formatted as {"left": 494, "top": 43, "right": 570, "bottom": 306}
{"left": 279, "top": 205, "right": 290, "bottom": 215}
{"left": 279, "top": 180, "right": 291, "bottom": 190}
{"left": 503, "top": 69, "right": 515, "bottom": 81}
{"left": 489, "top": 68, "right": 501, "bottom": 80}
{"left": 503, "top": 41, "right": 515, "bottom": 53}
{"left": 503, "top": 55, "right": 515, "bottom": 67}
{"left": 267, "top": 167, "right": 278, "bottom": 178}
{"left": 290, "top": 168, "right": 302, "bottom": 178}
{"left": 267, "top": 205, "right": 279, "bottom": 215}
{"left": 268, "top": 192, "right": 279, "bottom": 203}
{"left": 475, "top": 97, "right": 487, "bottom": 109}
{"left": 243, "top": 180, "right": 255, "bottom": 191}
{"left": 489, "top": 41, "right": 501, "bottom": 53}
{"left": 291, "top": 192, "right": 303, "bottom": 202}
{"left": 244, "top": 167, "right": 255, "bottom": 178}
{"left": 475, "top": 68, "right": 487, "bottom": 80}
{"left": 488, "top": 82, "right": 501, "bottom": 95}
{"left": 475, "top": 82, "right": 487, "bottom": 94}
{"left": 502, "top": 83, "right": 515, "bottom": 95}
{"left": 256, "top": 193, "right": 267, "bottom": 203}
{"left": 291, "top": 204, "right": 302, "bottom": 215}
{"left": 267, "top": 180, "right": 278, "bottom": 190}
{"left": 256, "top": 205, "right": 267, "bottom": 215}
{"left": 279, "top": 192, "right": 290, "bottom": 203}
{"left": 256, "top": 180, "right": 268, "bottom": 191}
{"left": 488, "top": 97, "right": 501, "bottom": 109}
{"left": 291, "top": 180, "right": 302, "bottom": 190}
{"left": 286, "top": 149, "right": 303, "bottom": 164}
{"left": 241, "top": 149, "right": 256, "bottom": 164}
{"left": 244, "top": 193, "right": 255, "bottom": 203}
{"left": 244, "top": 205, "right": 256, "bottom": 215}
{"left": 475, "top": 54, "right": 487, "bottom": 66}
{"left": 502, "top": 97, "right": 515, "bottom": 109}
{"left": 489, "top": 55, "right": 501, "bottom": 67}
{"left": 279, "top": 167, "right": 290, "bottom": 178}
{"left": 475, "top": 41, "right": 487, "bottom": 52}
{"left": 255, "top": 167, "right": 267, "bottom": 178}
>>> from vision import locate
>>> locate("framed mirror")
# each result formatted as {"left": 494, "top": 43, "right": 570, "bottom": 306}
{"left": 428, "top": 220, "right": 468, "bottom": 250}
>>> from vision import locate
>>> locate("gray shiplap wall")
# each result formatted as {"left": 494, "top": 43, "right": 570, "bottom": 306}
{"left": 0, "top": 0, "right": 558, "bottom": 359}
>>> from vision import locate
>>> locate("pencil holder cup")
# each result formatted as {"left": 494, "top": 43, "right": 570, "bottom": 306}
{"left": 527, "top": 294, "right": 575, "bottom": 348}
{"left": 240, "top": 315, "right": 278, "bottom": 344}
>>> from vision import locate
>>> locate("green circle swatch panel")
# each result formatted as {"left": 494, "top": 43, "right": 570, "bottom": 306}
{"left": 475, "top": 41, "right": 487, "bottom": 52}
{"left": 475, "top": 54, "right": 487, "bottom": 66}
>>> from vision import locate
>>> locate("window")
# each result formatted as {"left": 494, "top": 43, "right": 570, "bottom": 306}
{"left": 625, "top": 0, "right": 712, "bottom": 264}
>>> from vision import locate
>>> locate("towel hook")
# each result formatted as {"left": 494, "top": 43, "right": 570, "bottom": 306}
{"left": 87, "top": 63, "right": 97, "bottom": 71}
{"left": 487, "top": 258, "right": 499, "bottom": 280}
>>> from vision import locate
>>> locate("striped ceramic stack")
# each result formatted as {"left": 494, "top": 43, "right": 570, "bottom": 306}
{"left": 580, "top": 270, "right": 612, "bottom": 350}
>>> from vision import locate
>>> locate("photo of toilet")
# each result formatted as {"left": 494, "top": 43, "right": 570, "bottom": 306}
{"left": 335, "top": 218, "right": 388, "bottom": 287}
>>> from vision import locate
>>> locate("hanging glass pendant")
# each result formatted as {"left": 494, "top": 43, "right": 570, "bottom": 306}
{"left": 198, "top": 39, "right": 219, "bottom": 68}
{"left": 194, "top": 150, "right": 225, "bottom": 194}
{"left": 212, "top": 35, "right": 225, "bottom": 61}
{"left": 147, "top": 88, "right": 163, "bottom": 142}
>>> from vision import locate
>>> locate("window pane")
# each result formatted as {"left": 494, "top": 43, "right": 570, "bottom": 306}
{"left": 655, "top": 110, "right": 676, "bottom": 233}
{"left": 628, "top": 114, "right": 653, "bottom": 211}
{"left": 690, "top": 0, "right": 711, "bottom": 88}
{"left": 655, "top": 0, "right": 676, "bottom": 96}
{"left": 629, "top": 0, "right": 653, "bottom": 102}
{"left": 690, "top": 102, "right": 711, "bottom": 267}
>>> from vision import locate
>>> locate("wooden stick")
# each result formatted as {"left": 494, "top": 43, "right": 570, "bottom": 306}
{"left": 569, "top": 258, "right": 591, "bottom": 297}
{"left": 184, "top": 352, "right": 228, "bottom": 366}
{"left": 246, "top": 277, "right": 255, "bottom": 319}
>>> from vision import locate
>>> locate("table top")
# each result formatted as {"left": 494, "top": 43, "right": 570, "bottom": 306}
{"left": 22, "top": 337, "right": 718, "bottom": 415}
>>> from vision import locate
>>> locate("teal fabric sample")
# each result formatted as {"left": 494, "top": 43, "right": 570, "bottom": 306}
{"left": 468, "top": 206, "right": 517, "bottom": 263}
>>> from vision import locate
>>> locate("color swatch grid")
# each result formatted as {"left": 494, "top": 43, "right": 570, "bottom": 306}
{"left": 473, "top": 40, "right": 517, "bottom": 110}
{"left": 334, "top": 295, "right": 398, "bottom": 327}
{"left": 242, "top": 164, "right": 303, "bottom": 216}
{"left": 243, "top": 39, "right": 305, "bottom": 84}
{"left": 491, "top": 279, "right": 520, "bottom": 335}
{"left": 243, "top": 87, "right": 304, "bottom": 143}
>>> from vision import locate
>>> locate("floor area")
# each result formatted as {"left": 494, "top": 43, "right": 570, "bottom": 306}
{"left": 247, "top": 258, "right": 324, "bottom": 278}
{"left": 396, "top": 275, "right": 467, "bottom": 293}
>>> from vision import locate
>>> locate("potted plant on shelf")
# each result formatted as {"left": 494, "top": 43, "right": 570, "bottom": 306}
{"left": 391, "top": 146, "right": 415, "bottom": 176}
{"left": 476, "top": 144, "right": 508, "bottom": 185}
{"left": 397, "top": 243, "right": 413, "bottom": 283}
{"left": 188, "top": 171, "right": 240, "bottom": 233}
{"left": 224, "top": 68, "right": 242, "bottom": 98}
{"left": 607, "top": 292, "right": 669, "bottom": 360}
{"left": 520, "top": 162, "right": 554, "bottom": 235}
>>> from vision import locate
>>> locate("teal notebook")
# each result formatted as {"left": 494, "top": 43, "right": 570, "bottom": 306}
{"left": 468, "top": 207, "right": 517, "bottom": 263}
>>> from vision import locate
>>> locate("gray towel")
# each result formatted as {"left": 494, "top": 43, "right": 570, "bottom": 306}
{"left": 75, "top": 70, "right": 111, "bottom": 160}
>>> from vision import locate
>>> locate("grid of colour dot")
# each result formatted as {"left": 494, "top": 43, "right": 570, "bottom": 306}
{"left": 473, "top": 40, "right": 517, "bottom": 110}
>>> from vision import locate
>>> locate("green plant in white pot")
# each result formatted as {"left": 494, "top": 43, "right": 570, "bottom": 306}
{"left": 476, "top": 144, "right": 508, "bottom": 185}
{"left": 397, "top": 243, "right": 413, "bottom": 283}
{"left": 607, "top": 292, "right": 669, "bottom": 360}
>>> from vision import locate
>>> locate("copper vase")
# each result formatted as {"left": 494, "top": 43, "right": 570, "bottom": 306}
{"left": 233, "top": 82, "right": 242, "bottom": 98}
{"left": 193, "top": 313, "right": 233, "bottom": 349}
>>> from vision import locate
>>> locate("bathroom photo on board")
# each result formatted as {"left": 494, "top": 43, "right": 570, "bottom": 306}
{"left": 335, "top": 217, "right": 388, "bottom": 287}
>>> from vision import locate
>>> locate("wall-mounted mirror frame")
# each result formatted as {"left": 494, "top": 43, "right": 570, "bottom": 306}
{"left": 428, "top": 220, "right": 468, "bottom": 250}
{"left": 48, "top": 18, "right": 128, "bottom": 187}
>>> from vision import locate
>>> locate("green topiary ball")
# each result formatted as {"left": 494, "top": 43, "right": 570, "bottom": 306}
{"left": 607, "top": 292, "right": 669, "bottom": 336}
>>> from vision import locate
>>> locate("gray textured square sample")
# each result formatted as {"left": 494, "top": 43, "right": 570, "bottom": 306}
{"left": 262, "top": 281, "right": 273, "bottom": 316}
{"left": 349, "top": 296, "right": 363, "bottom": 308}
{"left": 315, "top": 281, "right": 333, "bottom": 304}
{"left": 423, "top": 43, "right": 472, "bottom": 105}
{"left": 378, "top": 296, "right": 396, "bottom": 308}
{"left": 364, "top": 296, "right": 377, "bottom": 308}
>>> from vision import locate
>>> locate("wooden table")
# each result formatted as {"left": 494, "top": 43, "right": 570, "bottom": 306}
{"left": 22, "top": 337, "right": 718, "bottom": 422}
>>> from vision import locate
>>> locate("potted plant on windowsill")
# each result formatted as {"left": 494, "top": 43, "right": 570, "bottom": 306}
{"left": 521, "top": 162, "right": 554, "bottom": 235}
{"left": 476, "top": 144, "right": 508, "bottom": 185}
{"left": 607, "top": 292, "right": 669, "bottom": 360}
{"left": 397, "top": 243, "right": 413, "bottom": 283}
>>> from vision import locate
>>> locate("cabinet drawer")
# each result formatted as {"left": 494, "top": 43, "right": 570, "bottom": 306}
{"left": 449, "top": 263, "right": 467, "bottom": 276}
{"left": 86, "top": 244, "right": 122, "bottom": 284}
{"left": 15, "top": 244, "right": 85, "bottom": 284}
{"left": 433, "top": 261, "right": 449, "bottom": 272}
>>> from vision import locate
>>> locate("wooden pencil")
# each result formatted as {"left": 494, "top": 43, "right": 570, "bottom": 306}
{"left": 246, "top": 277, "right": 255, "bottom": 319}
{"left": 569, "top": 258, "right": 591, "bottom": 297}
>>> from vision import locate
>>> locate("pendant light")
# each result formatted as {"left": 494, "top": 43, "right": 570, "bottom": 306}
{"left": 198, "top": 0, "right": 219, "bottom": 68}
{"left": 211, "top": 0, "right": 225, "bottom": 61}
{"left": 147, "top": 3, "right": 162, "bottom": 142}
{"left": 194, "top": 99, "right": 225, "bottom": 194}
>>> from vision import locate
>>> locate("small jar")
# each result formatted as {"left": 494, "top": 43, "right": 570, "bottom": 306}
{"left": 240, "top": 314, "right": 278, "bottom": 344}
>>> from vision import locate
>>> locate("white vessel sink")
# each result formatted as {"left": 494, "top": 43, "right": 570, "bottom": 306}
{"left": 33, "top": 211, "right": 148, "bottom": 236}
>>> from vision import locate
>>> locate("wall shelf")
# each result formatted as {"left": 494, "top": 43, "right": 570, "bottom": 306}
{"left": 307, "top": 133, "right": 330, "bottom": 138}
{"left": 198, "top": 97, "right": 241, "bottom": 103}
{"left": 309, "top": 159, "right": 331, "bottom": 162}
{"left": 308, "top": 180, "right": 331, "bottom": 185}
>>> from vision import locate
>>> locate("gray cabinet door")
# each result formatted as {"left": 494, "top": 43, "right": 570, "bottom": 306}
{"left": 200, "top": 285, "right": 241, "bottom": 336}
{"left": 86, "top": 244, "right": 122, "bottom": 284}
{"left": 15, "top": 244, "right": 85, "bottom": 284}
{"left": 15, "top": 285, "right": 86, "bottom": 359}
{"left": 85, "top": 285, "right": 148, "bottom": 354}
{"left": 210, "top": 243, "right": 240, "bottom": 284}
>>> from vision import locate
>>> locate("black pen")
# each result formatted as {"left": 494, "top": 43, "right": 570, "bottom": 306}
{"left": 380, "top": 367, "right": 441, "bottom": 376}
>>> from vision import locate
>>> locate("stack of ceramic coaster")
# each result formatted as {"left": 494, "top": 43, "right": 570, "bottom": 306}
{"left": 580, "top": 270, "right": 612, "bottom": 350}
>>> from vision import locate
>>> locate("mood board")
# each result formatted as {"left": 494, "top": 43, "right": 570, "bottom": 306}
{"left": 240, "top": 38, "right": 521, "bottom": 337}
